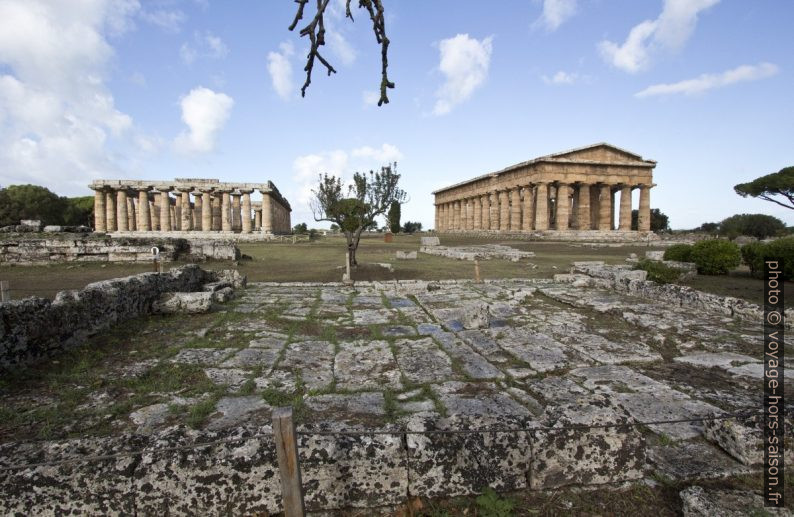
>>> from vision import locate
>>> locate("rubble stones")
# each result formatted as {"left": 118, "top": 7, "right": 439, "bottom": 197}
{"left": 420, "top": 244, "right": 535, "bottom": 261}
{"left": 420, "top": 236, "right": 440, "bottom": 246}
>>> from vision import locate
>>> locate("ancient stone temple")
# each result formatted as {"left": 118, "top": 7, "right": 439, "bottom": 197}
{"left": 89, "top": 179, "right": 291, "bottom": 235}
{"left": 433, "top": 143, "right": 657, "bottom": 235}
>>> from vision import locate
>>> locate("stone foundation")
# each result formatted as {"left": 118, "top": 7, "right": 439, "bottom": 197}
{"left": 0, "top": 265, "right": 244, "bottom": 369}
{"left": 0, "top": 237, "right": 239, "bottom": 264}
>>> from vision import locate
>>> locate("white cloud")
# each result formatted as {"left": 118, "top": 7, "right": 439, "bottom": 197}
{"left": 291, "top": 144, "right": 403, "bottom": 224}
{"left": 433, "top": 34, "right": 493, "bottom": 116}
{"left": 599, "top": 0, "right": 720, "bottom": 73}
{"left": 542, "top": 70, "right": 578, "bottom": 84}
{"left": 351, "top": 144, "right": 403, "bottom": 163}
{"left": 535, "top": 0, "right": 578, "bottom": 31}
{"left": 328, "top": 30, "right": 356, "bottom": 66}
{"left": 0, "top": 0, "right": 139, "bottom": 194}
{"left": 180, "top": 31, "right": 228, "bottom": 65}
{"left": 362, "top": 90, "right": 380, "bottom": 107}
{"left": 267, "top": 41, "right": 295, "bottom": 100}
{"left": 635, "top": 62, "right": 779, "bottom": 98}
{"left": 174, "top": 87, "right": 233, "bottom": 154}
{"left": 140, "top": 8, "right": 186, "bottom": 33}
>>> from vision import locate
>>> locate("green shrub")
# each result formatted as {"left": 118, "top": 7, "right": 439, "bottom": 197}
{"left": 663, "top": 244, "right": 693, "bottom": 262}
{"left": 719, "top": 213, "right": 786, "bottom": 240}
{"left": 763, "top": 236, "right": 794, "bottom": 281}
{"left": 635, "top": 259, "right": 682, "bottom": 284}
{"left": 690, "top": 240, "right": 741, "bottom": 275}
{"left": 740, "top": 241, "right": 766, "bottom": 276}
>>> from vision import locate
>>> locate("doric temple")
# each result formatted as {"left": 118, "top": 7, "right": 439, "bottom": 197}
{"left": 433, "top": 143, "right": 657, "bottom": 234}
{"left": 89, "top": 179, "right": 291, "bottom": 235}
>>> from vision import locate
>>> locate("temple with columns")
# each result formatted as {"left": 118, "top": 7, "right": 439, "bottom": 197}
{"left": 433, "top": 143, "right": 657, "bottom": 235}
{"left": 89, "top": 179, "right": 291, "bottom": 235}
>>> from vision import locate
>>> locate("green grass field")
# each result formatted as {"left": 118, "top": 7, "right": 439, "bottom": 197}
{"left": 0, "top": 233, "right": 787, "bottom": 305}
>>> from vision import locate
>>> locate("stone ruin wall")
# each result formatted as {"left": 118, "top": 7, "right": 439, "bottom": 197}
{"left": 0, "top": 265, "right": 242, "bottom": 369}
{"left": 0, "top": 237, "right": 239, "bottom": 264}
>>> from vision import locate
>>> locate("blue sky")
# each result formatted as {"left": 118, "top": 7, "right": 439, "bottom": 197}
{"left": 0, "top": 0, "right": 792, "bottom": 229}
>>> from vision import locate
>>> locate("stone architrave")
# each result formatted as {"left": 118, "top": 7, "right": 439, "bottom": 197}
{"left": 555, "top": 183, "right": 570, "bottom": 231}
{"left": 93, "top": 188, "right": 106, "bottom": 232}
{"left": 598, "top": 184, "right": 611, "bottom": 231}
{"left": 138, "top": 190, "right": 151, "bottom": 231}
{"left": 105, "top": 190, "right": 117, "bottom": 232}
{"left": 638, "top": 185, "right": 651, "bottom": 232}
{"left": 619, "top": 185, "right": 632, "bottom": 231}
{"left": 241, "top": 190, "right": 253, "bottom": 233}
{"left": 522, "top": 185, "right": 534, "bottom": 231}
{"left": 577, "top": 183, "right": 591, "bottom": 230}
{"left": 510, "top": 188, "right": 521, "bottom": 231}
{"left": 534, "top": 183, "right": 549, "bottom": 230}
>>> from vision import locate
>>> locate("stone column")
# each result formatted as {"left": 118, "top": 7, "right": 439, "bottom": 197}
{"left": 231, "top": 193, "right": 242, "bottom": 231}
{"left": 534, "top": 183, "right": 549, "bottom": 230}
{"left": 137, "top": 190, "right": 150, "bottom": 231}
{"left": 489, "top": 192, "right": 499, "bottom": 230}
{"left": 220, "top": 190, "right": 232, "bottom": 232}
{"left": 254, "top": 208, "right": 262, "bottom": 230}
{"left": 472, "top": 196, "right": 481, "bottom": 230}
{"left": 498, "top": 190, "right": 510, "bottom": 231}
{"left": 610, "top": 189, "right": 616, "bottom": 231}
{"left": 618, "top": 185, "right": 632, "bottom": 231}
{"left": 577, "top": 183, "right": 591, "bottom": 230}
{"left": 598, "top": 184, "right": 612, "bottom": 231}
{"left": 555, "top": 183, "right": 570, "bottom": 231}
{"left": 467, "top": 198, "right": 475, "bottom": 230}
{"left": 93, "top": 188, "right": 106, "bottom": 232}
{"left": 200, "top": 191, "right": 212, "bottom": 232}
{"left": 570, "top": 186, "right": 579, "bottom": 230}
{"left": 127, "top": 195, "right": 136, "bottom": 231}
{"left": 262, "top": 193, "right": 273, "bottom": 233}
{"left": 179, "top": 190, "right": 192, "bottom": 231}
{"left": 450, "top": 200, "right": 458, "bottom": 231}
{"left": 510, "top": 188, "right": 521, "bottom": 231}
{"left": 434, "top": 204, "right": 440, "bottom": 231}
{"left": 158, "top": 189, "right": 172, "bottom": 231}
{"left": 445, "top": 203, "right": 452, "bottom": 231}
{"left": 522, "top": 185, "right": 534, "bottom": 231}
{"left": 241, "top": 190, "right": 253, "bottom": 233}
{"left": 151, "top": 197, "right": 159, "bottom": 231}
{"left": 173, "top": 194, "right": 182, "bottom": 231}
{"left": 170, "top": 204, "right": 176, "bottom": 231}
{"left": 480, "top": 194, "right": 489, "bottom": 230}
{"left": 638, "top": 185, "right": 651, "bottom": 232}
{"left": 105, "top": 190, "right": 117, "bottom": 232}
{"left": 212, "top": 194, "right": 222, "bottom": 231}
{"left": 193, "top": 192, "right": 203, "bottom": 230}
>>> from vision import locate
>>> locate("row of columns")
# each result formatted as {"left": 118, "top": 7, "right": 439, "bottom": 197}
{"left": 435, "top": 182, "right": 652, "bottom": 233}
{"left": 91, "top": 187, "right": 291, "bottom": 234}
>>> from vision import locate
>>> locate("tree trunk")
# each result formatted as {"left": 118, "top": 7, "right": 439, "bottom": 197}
{"left": 351, "top": 228, "right": 365, "bottom": 266}
{"left": 344, "top": 231, "right": 356, "bottom": 267}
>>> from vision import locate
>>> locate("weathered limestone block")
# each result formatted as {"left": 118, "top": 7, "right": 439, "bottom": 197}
{"left": 396, "top": 250, "right": 418, "bottom": 260}
{"left": 406, "top": 413, "right": 534, "bottom": 498}
{"left": 152, "top": 292, "right": 214, "bottom": 314}
{"left": 645, "top": 250, "right": 665, "bottom": 260}
{"left": 420, "top": 236, "right": 440, "bottom": 246}
{"left": 134, "top": 425, "right": 280, "bottom": 515}
{"left": 702, "top": 414, "right": 762, "bottom": 465}
{"left": 530, "top": 394, "right": 645, "bottom": 489}
{"left": 19, "top": 220, "right": 42, "bottom": 230}
{"left": 460, "top": 302, "right": 491, "bottom": 329}
{"left": 0, "top": 435, "right": 144, "bottom": 515}
{"left": 679, "top": 486, "right": 790, "bottom": 516}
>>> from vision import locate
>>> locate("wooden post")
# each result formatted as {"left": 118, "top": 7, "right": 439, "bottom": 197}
{"left": 0, "top": 281, "right": 9, "bottom": 302}
{"left": 273, "top": 406, "right": 305, "bottom": 517}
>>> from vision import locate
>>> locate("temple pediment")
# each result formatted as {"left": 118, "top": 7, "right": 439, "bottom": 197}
{"left": 543, "top": 143, "right": 653, "bottom": 164}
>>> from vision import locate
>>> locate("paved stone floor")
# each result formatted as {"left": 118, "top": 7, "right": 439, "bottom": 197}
{"left": 110, "top": 278, "right": 788, "bottom": 434}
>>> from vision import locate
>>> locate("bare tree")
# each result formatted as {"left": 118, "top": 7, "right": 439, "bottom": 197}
{"left": 289, "top": 0, "right": 394, "bottom": 105}
{"left": 311, "top": 164, "right": 406, "bottom": 267}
